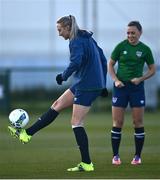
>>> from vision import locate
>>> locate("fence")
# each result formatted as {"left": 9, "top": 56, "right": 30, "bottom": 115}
{"left": 0, "top": 69, "right": 10, "bottom": 113}
{"left": 0, "top": 66, "right": 159, "bottom": 114}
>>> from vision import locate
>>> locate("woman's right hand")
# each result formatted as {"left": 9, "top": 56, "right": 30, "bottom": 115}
{"left": 115, "top": 80, "right": 125, "bottom": 88}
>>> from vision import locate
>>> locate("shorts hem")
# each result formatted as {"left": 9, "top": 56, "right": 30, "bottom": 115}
{"left": 73, "top": 102, "right": 91, "bottom": 107}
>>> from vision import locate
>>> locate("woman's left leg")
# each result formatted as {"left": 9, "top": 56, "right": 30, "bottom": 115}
{"left": 131, "top": 107, "right": 145, "bottom": 164}
{"left": 67, "top": 90, "right": 101, "bottom": 171}
{"left": 67, "top": 104, "right": 95, "bottom": 171}
{"left": 71, "top": 104, "right": 91, "bottom": 164}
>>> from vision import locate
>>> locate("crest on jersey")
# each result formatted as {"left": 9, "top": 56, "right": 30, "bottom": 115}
{"left": 136, "top": 51, "right": 142, "bottom": 57}
{"left": 123, "top": 50, "right": 127, "bottom": 55}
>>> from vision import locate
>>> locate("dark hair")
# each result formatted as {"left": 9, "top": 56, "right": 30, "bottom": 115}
{"left": 128, "top": 21, "right": 142, "bottom": 32}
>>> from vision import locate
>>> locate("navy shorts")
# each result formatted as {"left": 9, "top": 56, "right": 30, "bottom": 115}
{"left": 70, "top": 85, "right": 101, "bottom": 107}
{"left": 112, "top": 82, "right": 145, "bottom": 108}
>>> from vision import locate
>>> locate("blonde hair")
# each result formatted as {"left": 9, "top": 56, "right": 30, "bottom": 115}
{"left": 57, "top": 15, "right": 79, "bottom": 40}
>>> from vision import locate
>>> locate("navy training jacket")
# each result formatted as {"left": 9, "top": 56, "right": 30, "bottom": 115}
{"left": 62, "top": 30, "right": 107, "bottom": 91}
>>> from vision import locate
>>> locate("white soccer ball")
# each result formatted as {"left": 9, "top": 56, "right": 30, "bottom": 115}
{"left": 9, "top": 109, "right": 29, "bottom": 128}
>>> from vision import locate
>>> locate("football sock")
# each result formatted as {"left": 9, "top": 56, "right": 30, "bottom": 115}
{"left": 73, "top": 126, "right": 91, "bottom": 164}
{"left": 26, "top": 108, "right": 59, "bottom": 136}
{"left": 134, "top": 127, "right": 145, "bottom": 157}
{"left": 111, "top": 127, "right": 122, "bottom": 156}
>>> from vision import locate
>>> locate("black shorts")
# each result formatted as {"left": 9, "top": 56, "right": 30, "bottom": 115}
{"left": 112, "top": 82, "right": 145, "bottom": 108}
{"left": 70, "top": 86, "right": 101, "bottom": 107}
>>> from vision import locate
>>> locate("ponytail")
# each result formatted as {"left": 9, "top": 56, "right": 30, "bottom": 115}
{"left": 69, "top": 15, "right": 79, "bottom": 40}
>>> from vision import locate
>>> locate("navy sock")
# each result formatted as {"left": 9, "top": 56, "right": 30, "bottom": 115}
{"left": 73, "top": 127, "right": 91, "bottom": 164}
{"left": 111, "top": 127, "right": 122, "bottom": 156}
{"left": 134, "top": 127, "right": 145, "bottom": 157}
{"left": 26, "top": 108, "right": 59, "bottom": 136}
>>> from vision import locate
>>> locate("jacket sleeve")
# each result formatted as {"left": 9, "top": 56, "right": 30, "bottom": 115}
{"left": 93, "top": 39, "right": 107, "bottom": 76}
{"left": 62, "top": 40, "right": 84, "bottom": 81}
{"left": 98, "top": 47, "right": 107, "bottom": 73}
{"left": 98, "top": 46, "right": 107, "bottom": 86}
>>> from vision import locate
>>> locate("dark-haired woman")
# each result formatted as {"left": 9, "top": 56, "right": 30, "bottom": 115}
{"left": 108, "top": 21, "right": 155, "bottom": 165}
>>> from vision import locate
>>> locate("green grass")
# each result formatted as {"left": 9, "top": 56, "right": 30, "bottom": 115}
{"left": 0, "top": 110, "right": 160, "bottom": 179}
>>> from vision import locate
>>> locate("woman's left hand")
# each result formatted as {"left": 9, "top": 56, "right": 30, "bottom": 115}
{"left": 130, "top": 78, "right": 141, "bottom": 85}
{"left": 56, "top": 73, "right": 63, "bottom": 85}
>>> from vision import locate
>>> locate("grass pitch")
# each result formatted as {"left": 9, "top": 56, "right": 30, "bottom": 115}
{"left": 0, "top": 110, "right": 160, "bottom": 179}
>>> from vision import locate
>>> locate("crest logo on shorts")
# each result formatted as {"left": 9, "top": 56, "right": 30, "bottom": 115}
{"left": 112, "top": 97, "right": 118, "bottom": 103}
{"left": 140, "top": 100, "right": 144, "bottom": 104}
{"left": 74, "top": 97, "right": 77, "bottom": 101}
{"left": 136, "top": 51, "right": 142, "bottom": 57}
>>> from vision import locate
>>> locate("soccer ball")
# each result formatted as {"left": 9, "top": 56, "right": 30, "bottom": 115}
{"left": 9, "top": 109, "right": 29, "bottom": 128}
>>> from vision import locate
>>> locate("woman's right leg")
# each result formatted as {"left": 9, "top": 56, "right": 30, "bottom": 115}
{"left": 111, "top": 106, "right": 125, "bottom": 165}
{"left": 8, "top": 89, "right": 74, "bottom": 143}
{"left": 26, "top": 89, "right": 74, "bottom": 135}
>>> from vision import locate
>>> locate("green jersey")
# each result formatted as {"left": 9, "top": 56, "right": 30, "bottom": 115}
{"left": 111, "top": 40, "right": 154, "bottom": 81}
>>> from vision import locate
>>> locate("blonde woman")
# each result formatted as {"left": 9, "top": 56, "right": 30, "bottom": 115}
{"left": 8, "top": 15, "right": 107, "bottom": 172}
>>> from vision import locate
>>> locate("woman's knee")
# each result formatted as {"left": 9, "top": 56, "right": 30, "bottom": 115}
{"left": 51, "top": 100, "right": 62, "bottom": 112}
{"left": 113, "top": 119, "right": 124, "bottom": 128}
{"left": 132, "top": 118, "right": 143, "bottom": 127}
{"left": 71, "top": 118, "right": 84, "bottom": 127}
